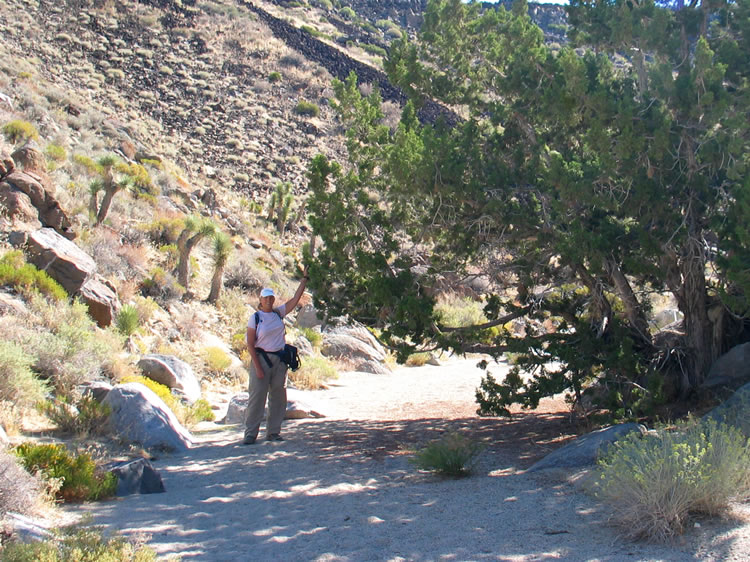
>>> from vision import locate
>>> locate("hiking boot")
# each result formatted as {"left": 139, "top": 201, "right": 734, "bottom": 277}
{"left": 266, "top": 434, "right": 284, "bottom": 442}
{"left": 242, "top": 436, "right": 257, "bottom": 445}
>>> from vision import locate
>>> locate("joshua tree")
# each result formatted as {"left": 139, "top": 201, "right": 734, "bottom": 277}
{"left": 207, "top": 231, "right": 233, "bottom": 304}
{"left": 266, "top": 181, "right": 294, "bottom": 234}
{"left": 89, "top": 155, "right": 134, "bottom": 226}
{"left": 176, "top": 215, "right": 217, "bottom": 295}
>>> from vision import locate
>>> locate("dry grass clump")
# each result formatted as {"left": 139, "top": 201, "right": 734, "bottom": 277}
{"left": 0, "top": 448, "right": 45, "bottom": 518}
{"left": 410, "top": 432, "right": 484, "bottom": 477}
{"left": 288, "top": 355, "right": 337, "bottom": 390}
{"left": 592, "top": 418, "right": 750, "bottom": 542}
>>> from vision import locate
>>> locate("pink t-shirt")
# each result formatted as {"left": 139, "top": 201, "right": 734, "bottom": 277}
{"left": 248, "top": 304, "right": 287, "bottom": 352}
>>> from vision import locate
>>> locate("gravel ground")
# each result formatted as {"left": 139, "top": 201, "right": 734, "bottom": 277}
{"left": 69, "top": 358, "right": 750, "bottom": 561}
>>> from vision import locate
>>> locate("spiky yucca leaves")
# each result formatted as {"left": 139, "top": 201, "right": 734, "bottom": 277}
{"left": 207, "top": 231, "right": 233, "bottom": 304}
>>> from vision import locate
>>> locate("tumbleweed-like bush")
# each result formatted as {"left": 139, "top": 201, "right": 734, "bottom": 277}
{"left": 593, "top": 418, "right": 750, "bottom": 542}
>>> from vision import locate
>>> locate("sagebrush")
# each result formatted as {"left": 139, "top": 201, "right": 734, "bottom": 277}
{"left": 593, "top": 418, "right": 750, "bottom": 542}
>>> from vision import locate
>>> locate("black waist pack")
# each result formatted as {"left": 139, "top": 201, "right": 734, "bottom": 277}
{"left": 281, "top": 344, "right": 301, "bottom": 371}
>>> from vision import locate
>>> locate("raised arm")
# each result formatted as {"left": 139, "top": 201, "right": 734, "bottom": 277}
{"left": 282, "top": 268, "right": 309, "bottom": 313}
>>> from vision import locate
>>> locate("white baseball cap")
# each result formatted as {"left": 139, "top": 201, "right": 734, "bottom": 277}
{"left": 260, "top": 288, "right": 275, "bottom": 298}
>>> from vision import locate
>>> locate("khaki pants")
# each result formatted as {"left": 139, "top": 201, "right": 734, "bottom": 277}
{"left": 244, "top": 352, "right": 288, "bottom": 440}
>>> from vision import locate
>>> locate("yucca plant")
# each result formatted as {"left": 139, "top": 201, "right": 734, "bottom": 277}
{"left": 207, "top": 231, "right": 233, "bottom": 304}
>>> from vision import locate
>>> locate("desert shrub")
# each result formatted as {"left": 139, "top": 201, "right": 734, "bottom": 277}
{"left": 0, "top": 526, "right": 157, "bottom": 561}
{"left": 299, "top": 327, "right": 322, "bottom": 349}
{"left": 116, "top": 304, "right": 140, "bottom": 336}
{"left": 2, "top": 119, "right": 39, "bottom": 144}
{"left": 0, "top": 449, "right": 44, "bottom": 518}
{"left": 311, "top": 0, "right": 332, "bottom": 9}
{"left": 25, "top": 297, "right": 121, "bottom": 396}
{"left": 434, "top": 292, "right": 487, "bottom": 328}
{"left": 217, "top": 287, "right": 250, "bottom": 332}
{"left": 140, "top": 216, "right": 184, "bottom": 245}
{"left": 405, "top": 352, "right": 431, "bottom": 367}
{"left": 44, "top": 143, "right": 67, "bottom": 162}
{"left": 268, "top": 71, "right": 282, "bottom": 83}
{"left": 132, "top": 296, "right": 159, "bottom": 325}
{"left": 141, "top": 267, "right": 185, "bottom": 302}
{"left": 0, "top": 251, "right": 67, "bottom": 301}
{"left": 410, "top": 432, "right": 483, "bottom": 477}
{"left": 593, "top": 419, "right": 750, "bottom": 542}
{"left": 294, "top": 100, "right": 320, "bottom": 117}
{"left": 182, "top": 398, "right": 215, "bottom": 425}
{"left": 13, "top": 443, "right": 117, "bottom": 503}
{"left": 339, "top": 6, "right": 355, "bottom": 20}
{"left": 37, "top": 395, "right": 112, "bottom": 437}
{"left": 360, "top": 43, "right": 387, "bottom": 57}
{"left": 121, "top": 377, "right": 213, "bottom": 427}
{"left": 301, "top": 25, "right": 331, "bottom": 40}
{"left": 203, "top": 346, "right": 232, "bottom": 374}
{"left": 0, "top": 340, "right": 48, "bottom": 409}
{"left": 288, "top": 356, "right": 337, "bottom": 390}
{"left": 279, "top": 53, "right": 305, "bottom": 68}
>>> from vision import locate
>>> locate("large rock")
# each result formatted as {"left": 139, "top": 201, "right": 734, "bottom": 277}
{"left": 22, "top": 228, "right": 96, "bottom": 294}
{"left": 703, "top": 343, "right": 750, "bottom": 389}
{"left": 104, "top": 383, "right": 192, "bottom": 452}
{"left": 78, "top": 275, "right": 121, "bottom": 328}
{"left": 527, "top": 423, "right": 646, "bottom": 472}
{"left": 0, "top": 184, "right": 40, "bottom": 228}
{"left": 109, "top": 458, "right": 165, "bottom": 496}
{"left": 137, "top": 354, "right": 202, "bottom": 403}
{"left": 295, "top": 304, "right": 323, "bottom": 329}
{"left": 324, "top": 321, "right": 387, "bottom": 360}
{"left": 221, "top": 388, "right": 325, "bottom": 425}
{"left": 1, "top": 169, "right": 73, "bottom": 239}
{"left": 703, "top": 382, "right": 750, "bottom": 437}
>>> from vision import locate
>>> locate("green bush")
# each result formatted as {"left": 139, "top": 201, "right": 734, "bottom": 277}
{"left": 410, "top": 432, "right": 483, "bottom": 477}
{"left": 268, "top": 71, "right": 282, "bottom": 83}
{"left": 360, "top": 43, "right": 387, "bottom": 57}
{"left": 45, "top": 143, "right": 67, "bottom": 162}
{"left": 294, "top": 100, "right": 320, "bottom": 117}
{"left": 0, "top": 251, "right": 68, "bottom": 301}
{"left": 13, "top": 443, "right": 117, "bottom": 503}
{"left": 203, "top": 346, "right": 232, "bottom": 374}
{"left": 0, "top": 340, "right": 48, "bottom": 409}
{"left": 2, "top": 119, "right": 39, "bottom": 144}
{"left": 434, "top": 293, "right": 487, "bottom": 328}
{"left": 339, "top": 6, "right": 355, "bottom": 20}
{"left": 299, "top": 327, "right": 322, "bottom": 349}
{"left": 121, "top": 377, "right": 214, "bottom": 426}
{"left": 288, "top": 355, "right": 337, "bottom": 390}
{"left": 37, "top": 395, "right": 112, "bottom": 437}
{"left": 25, "top": 298, "right": 119, "bottom": 397}
{"left": 0, "top": 526, "right": 157, "bottom": 561}
{"left": 593, "top": 418, "right": 750, "bottom": 542}
{"left": 116, "top": 304, "right": 140, "bottom": 336}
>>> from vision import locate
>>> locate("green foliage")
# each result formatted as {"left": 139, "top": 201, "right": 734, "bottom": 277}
{"left": 301, "top": 25, "right": 331, "bottom": 40}
{"left": 306, "top": 0, "right": 750, "bottom": 417}
{"left": 593, "top": 419, "right": 750, "bottom": 542}
{"left": 24, "top": 297, "right": 121, "bottom": 396}
{"left": 13, "top": 443, "right": 117, "bottom": 503}
{"left": 140, "top": 216, "right": 185, "bottom": 245}
{"left": 360, "top": 43, "right": 387, "bottom": 57}
{"left": 0, "top": 526, "right": 157, "bottom": 561}
{"left": 0, "top": 251, "right": 67, "bottom": 301}
{"left": 203, "top": 346, "right": 232, "bottom": 374}
{"left": 44, "top": 143, "right": 67, "bottom": 162}
{"left": 299, "top": 327, "right": 323, "bottom": 349}
{"left": 0, "top": 340, "right": 48, "bottom": 409}
{"left": 141, "top": 266, "right": 185, "bottom": 302}
{"left": 37, "top": 395, "right": 112, "bottom": 437}
{"left": 121, "top": 377, "right": 213, "bottom": 426}
{"left": 339, "top": 6, "right": 355, "bottom": 20}
{"left": 410, "top": 432, "right": 483, "bottom": 477}
{"left": 288, "top": 355, "right": 337, "bottom": 390}
{"left": 2, "top": 119, "right": 39, "bottom": 144}
{"left": 267, "top": 181, "right": 295, "bottom": 234}
{"left": 294, "top": 100, "right": 320, "bottom": 117}
{"left": 116, "top": 304, "right": 140, "bottom": 336}
{"left": 268, "top": 71, "right": 282, "bottom": 82}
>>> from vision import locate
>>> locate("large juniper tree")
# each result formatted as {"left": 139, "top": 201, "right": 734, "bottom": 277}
{"left": 306, "top": 0, "right": 750, "bottom": 417}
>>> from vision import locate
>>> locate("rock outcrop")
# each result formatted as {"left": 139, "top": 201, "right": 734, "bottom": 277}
{"left": 137, "top": 354, "right": 202, "bottom": 404}
{"left": 105, "top": 382, "right": 193, "bottom": 452}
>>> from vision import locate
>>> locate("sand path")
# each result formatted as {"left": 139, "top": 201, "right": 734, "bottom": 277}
{"left": 69, "top": 358, "right": 750, "bottom": 561}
